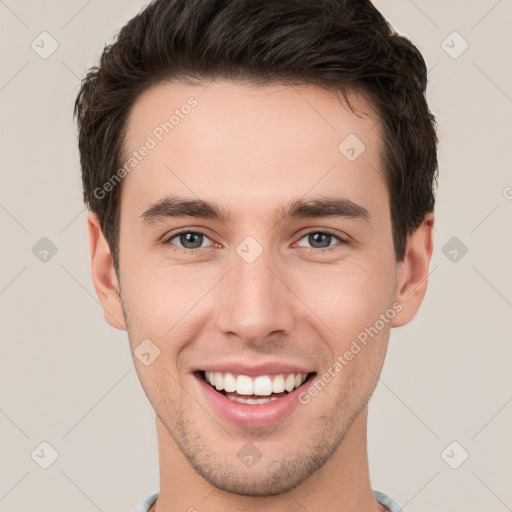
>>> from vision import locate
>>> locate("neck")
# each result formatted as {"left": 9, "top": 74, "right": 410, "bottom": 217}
{"left": 153, "top": 405, "right": 385, "bottom": 512}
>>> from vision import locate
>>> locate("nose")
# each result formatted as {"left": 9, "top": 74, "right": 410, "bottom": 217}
{"left": 214, "top": 244, "right": 295, "bottom": 346}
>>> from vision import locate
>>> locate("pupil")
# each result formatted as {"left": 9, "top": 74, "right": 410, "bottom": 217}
{"left": 310, "top": 233, "right": 330, "bottom": 248}
{"left": 181, "top": 232, "right": 203, "bottom": 249}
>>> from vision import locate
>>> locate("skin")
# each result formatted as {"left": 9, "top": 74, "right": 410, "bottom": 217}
{"left": 87, "top": 80, "right": 434, "bottom": 512}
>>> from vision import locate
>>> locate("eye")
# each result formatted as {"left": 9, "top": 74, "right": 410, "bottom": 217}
{"left": 164, "top": 229, "right": 348, "bottom": 253}
{"left": 165, "top": 230, "right": 215, "bottom": 250}
{"left": 294, "top": 230, "right": 347, "bottom": 251}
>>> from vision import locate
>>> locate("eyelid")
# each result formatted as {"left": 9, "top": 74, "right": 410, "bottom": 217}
{"left": 293, "top": 228, "right": 349, "bottom": 250}
{"left": 165, "top": 228, "right": 217, "bottom": 249}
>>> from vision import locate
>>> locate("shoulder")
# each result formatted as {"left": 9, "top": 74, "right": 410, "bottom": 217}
{"left": 132, "top": 490, "right": 159, "bottom": 512}
{"left": 373, "top": 489, "right": 406, "bottom": 512}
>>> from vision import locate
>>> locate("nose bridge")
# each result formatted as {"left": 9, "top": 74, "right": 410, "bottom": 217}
{"left": 215, "top": 240, "right": 294, "bottom": 342}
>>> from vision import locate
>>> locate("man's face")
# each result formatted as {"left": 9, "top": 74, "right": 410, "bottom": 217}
{"left": 117, "top": 80, "right": 401, "bottom": 495}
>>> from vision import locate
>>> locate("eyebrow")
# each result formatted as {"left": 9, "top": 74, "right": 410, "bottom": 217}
{"left": 140, "top": 195, "right": 231, "bottom": 224}
{"left": 140, "top": 194, "right": 371, "bottom": 226}
{"left": 275, "top": 196, "right": 370, "bottom": 225}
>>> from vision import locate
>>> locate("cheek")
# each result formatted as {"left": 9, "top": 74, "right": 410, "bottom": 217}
{"left": 291, "top": 257, "right": 396, "bottom": 344}
{"left": 120, "top": 235, "right": 397, "bottom": 349}
{"left": 120, "top": 264, "right": 223, "bottom": 380}
{"left": 122, "top": 263, "right": 202, "bottom": 328}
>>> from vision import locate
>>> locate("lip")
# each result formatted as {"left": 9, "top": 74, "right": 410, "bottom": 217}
{"left": 192, "top": 361, "right": 314, "bottom": 377}
{"left": 193, "top": 371, "right": 315, "bottom": 429}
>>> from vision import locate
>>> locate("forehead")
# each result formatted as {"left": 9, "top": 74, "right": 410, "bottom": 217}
{"left": 120, "top": 80, "right": 386, "bottom": 223}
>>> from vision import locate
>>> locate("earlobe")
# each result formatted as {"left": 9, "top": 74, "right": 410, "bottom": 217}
{"left": 87, "top": 212, "right": 127, "bottom": 331}
{"left": 391, "top": 213, "right": 435, "bottom": 328}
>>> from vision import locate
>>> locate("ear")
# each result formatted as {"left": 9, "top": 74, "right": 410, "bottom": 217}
{"left": 87, "top": 211, "right": 127, "bottom": 331}
{"left": 391, "top": 212, "right": 435, "bottom": 327}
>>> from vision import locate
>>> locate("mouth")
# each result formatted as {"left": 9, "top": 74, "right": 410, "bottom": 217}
{"left": 197, "top": 370, "right": 316, "bottom": 403}
{"left": 193, "top": 369, "right": 316, "bottom": 427}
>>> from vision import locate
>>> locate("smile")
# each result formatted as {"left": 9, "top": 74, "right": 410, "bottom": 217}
{"left": 195, "top": 370, "right": 316, "bottom": 427}
{"left": 203, "top": 371, "right": 309, "bottom": 403}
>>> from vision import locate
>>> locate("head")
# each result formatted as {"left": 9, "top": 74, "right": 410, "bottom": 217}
{"left": 76, "top": 0, "right": 437, "bottom": 497}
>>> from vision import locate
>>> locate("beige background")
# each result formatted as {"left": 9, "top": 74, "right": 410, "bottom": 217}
{"left": 1, "top": 0, "right": 511, "bottom": 510}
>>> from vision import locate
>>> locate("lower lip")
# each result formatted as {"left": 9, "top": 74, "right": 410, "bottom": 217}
{"left": 194, "top": 372, "right": 313, "bottom": 428}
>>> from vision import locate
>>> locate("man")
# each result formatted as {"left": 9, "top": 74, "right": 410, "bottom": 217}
{"left": 74, "top": 0, "right": 438, "bottom": 510}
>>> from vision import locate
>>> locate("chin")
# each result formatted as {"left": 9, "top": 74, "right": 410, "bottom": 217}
{"left": 188, "top": 457, "right": 321, "bottom": 496}
{"left": 174, "top": 420, "right": 346, "bottom": 497}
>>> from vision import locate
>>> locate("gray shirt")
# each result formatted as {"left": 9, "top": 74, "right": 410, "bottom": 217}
{"left": 133, "top": 489, "right": 406, "bottom": 511}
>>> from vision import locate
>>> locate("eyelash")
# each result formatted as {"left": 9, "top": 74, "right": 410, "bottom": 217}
{"left": 164, "top": 228, "right": 348, "bottom": 254}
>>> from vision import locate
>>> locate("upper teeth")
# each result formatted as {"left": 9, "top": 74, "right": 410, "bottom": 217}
{"left": 204, "top": 371, "right": 308, "bottom": 396}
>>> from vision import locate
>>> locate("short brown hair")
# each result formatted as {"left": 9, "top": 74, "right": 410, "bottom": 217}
{"left": 74, "top": 0, "right": 438, "bottom": 274}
